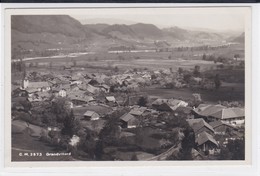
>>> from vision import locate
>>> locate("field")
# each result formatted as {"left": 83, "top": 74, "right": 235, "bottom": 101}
{"left": 12, "top": 133, "right": 75, "bottom": 161}
{"left": 21, "top": 45, "right": 245, "bottom": 105}
{"left": 144, "top": 82, "right": 244, "bottom": 104}
{"left": 23, "top": 43, "right": 244, "bottom": 73}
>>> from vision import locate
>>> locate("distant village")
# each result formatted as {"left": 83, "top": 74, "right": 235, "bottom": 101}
{"left": 11, "top": 62, "right": 245, "bottom": 161}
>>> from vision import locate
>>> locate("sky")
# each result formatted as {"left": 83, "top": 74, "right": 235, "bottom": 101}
{"left": 69, "top": 7, "right": 249, "bottom": 32}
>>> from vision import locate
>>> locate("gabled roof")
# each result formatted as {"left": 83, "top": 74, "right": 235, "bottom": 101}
{"left": 84, "top": 110, "right": 98, "bottom": 117}
{"left": 194, "top": 104, "right": 226, "bottom": 116}
{"left": 129, "top": 107, "right": 147, "bottom": 116}
{"left": 28, "top": 82, "right": 50, "bottom": 88}
{"left": 196, "top": 131, "right": 218, "bottom": 146}
{"left": 168, "top": 99, "right": 186, "bottom": 106}
{"left": 209, "top": 121, "right": 238, "bottom": 129}
{"left": 120, "top": 113, "right": 136, "bottom": 122}
{"left": 210, "top": 108, "right": 244, "bottom": 119}
{"left": 151, "top": 98, "right": 168, "bottom": 106}
{"left": 106, "top": 96, "right": 116, "bottom": 102}
{"left": 187, "top": 118, "right": 214, "bottom": 133}
{"left": 85, "top": 84, "right": 99, "bottom": 94}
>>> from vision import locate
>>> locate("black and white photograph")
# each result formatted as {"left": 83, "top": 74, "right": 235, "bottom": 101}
{"left": 6, "top": 7, "right": 251, "bottom": 164}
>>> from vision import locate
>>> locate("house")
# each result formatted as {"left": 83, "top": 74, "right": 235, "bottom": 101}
{"left": 193, "top": 104, "right": 226, "bottom": 121}
{"left": 22, "top": 78, "right": 29, "bottom": 89}
{"left": 152, "top": 98, "right": 188, "bottom": 112}
{"left": 105, "top": 96, "right": 116, "bottom": 106}
{"left": 85, "top": 84, "right": 100, "bottom": 94}
{"left": 193, "top": 105, "right": 244, "bottom": 125}
{"left": 187, "top": 118, "right": 215, "bottom": 136}
{"left": 68, "top": 96, "right": 87, "bottom": 106}
{"left": 129, "top": 106, "right": 147, "bottom": 117}
{"left": 27, "top": 82, "right": 51, "bottom": 92}
{"left": 98, "top": 84, "right": 110, "bottom": 93}
{"left": 209, "top": 108, "right": 245, "bottom": 126}
{"left": 84, "top": 111, "right": 100, "bottom": 121}
{"left": 196, "top": 131, "right": 218, "bottom": 154}
{"left": 209, "top": 121, "right": 238, "bottom": 135}
{"left": 105, "top": 96, "right": 116, "bottom": 103}
{"left": 120, "top": 113, "right": 139, "bottom": 128}
{"left": 58, "top": 89, "right": 67, "bottom": 97}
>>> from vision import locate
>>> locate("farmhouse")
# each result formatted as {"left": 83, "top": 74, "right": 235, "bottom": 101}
{"left": 27, "top": 81, "right": 51, "bottom": 92}
{"left": 120, "top": 113, "right": 139, "bottom": 128}
{"left": 193, "top": 104, "right": 226, "bottom": 121}
{"left": 193, "top": 105, "right": 244, "bottom": 125}
{"left": 83, "top": 111, "right": 100, "bottom": 121}
{"left": 209, "top": 121, "right": 238, "bottom": 135}
{"left": 209, "top": 108, "right": 245, "bottom": 126}
{"left": 187, "top": 118, "right": 215, "bottom": 136}
{"left": 196, "top": 131, "right": 218, "bottom": 154}
{"left": 152, "top": 98, "right": 188, "bottom": 112}
{"left": 129, "top": 106, "right": 147, "bottom": 117}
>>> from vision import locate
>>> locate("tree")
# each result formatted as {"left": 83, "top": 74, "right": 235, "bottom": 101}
{"left": 99, "top": 116, "right": 121, "bottom": 146}
{"left": 178, "top": 127, "right": 195, "bottom": 160}
{"left": 51, "top": 98, "right": 77, "bottom": 137}
{"left": 138, "top": 96, "right": 148, "bottom": 107}
{"left": 219, "top": 138, "right": 245, "bottom": 160}
{"left": 234, "top": 54, "right": 240, "bottom": 61}
{"left": 193, "top": 65, "right": 201, "bottom": 77}
{"left": 114, "top": 66, "right": 119, "bottom": 72}
{"left": 61, "top": 110, "right": 76, "bottom": 137}
{"left": 214, "top": 74, "right": 221, "bottom": 90}
{"left": 202, "top": 53, "right": 206, "bottom": 60}
{"left": 183, "top": 73, "right": 192, "bottom": 83}
{"left": 178, "top": 67, "right": 183, "bottom": 74}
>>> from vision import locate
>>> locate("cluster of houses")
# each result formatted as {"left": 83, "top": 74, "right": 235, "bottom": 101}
{"left": 11, "top": 69, "right": 245, "bottom": 160}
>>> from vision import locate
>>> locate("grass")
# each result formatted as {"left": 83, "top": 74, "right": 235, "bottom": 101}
{"left": 143, "top": 83, "right": 244, "bottom": 104}
{"left": 12, "top": 133, "right": 75, "bottom": 161}
{"left": 22, "top": 43, "right": 244, "bottom": 73}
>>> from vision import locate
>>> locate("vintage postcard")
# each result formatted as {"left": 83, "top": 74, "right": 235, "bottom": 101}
{"left": 4, "top": 6, "right": 251, "bottom": 167}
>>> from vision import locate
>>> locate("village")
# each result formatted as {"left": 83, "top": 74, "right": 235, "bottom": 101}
{"left": 11, "top": 56, "right": 245, "bottom": 161}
